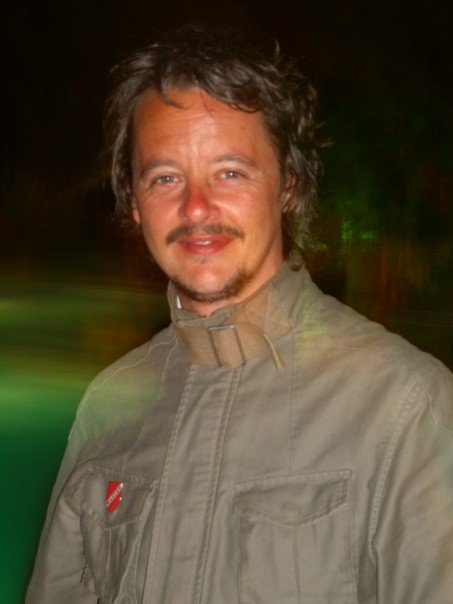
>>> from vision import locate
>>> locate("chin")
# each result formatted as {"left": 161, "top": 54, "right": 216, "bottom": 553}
{"left": 171, "top": 268, "right": 251, "bottom": 305}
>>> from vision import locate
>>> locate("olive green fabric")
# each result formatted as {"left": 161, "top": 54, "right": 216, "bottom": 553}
{"left": 27, "top": 263, "right": 453, "bottom": 603}
{"left": 171, "top": 276, "right": 290, "bottom": 369}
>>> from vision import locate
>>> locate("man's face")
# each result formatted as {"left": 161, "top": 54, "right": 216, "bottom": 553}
{"left": 131, "top": 87, "right": 288, "bottom": 315}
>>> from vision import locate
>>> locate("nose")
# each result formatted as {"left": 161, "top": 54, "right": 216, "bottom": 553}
{"left": 178, "top": 182, "right": 217, "bottom": 224}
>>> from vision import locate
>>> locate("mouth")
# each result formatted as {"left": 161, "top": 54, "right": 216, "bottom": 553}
{"left": 166, "top": 224, "right": 244, "bottom": 255}
{"left": 177, "top": 235, "right": 234, "bottom": 255}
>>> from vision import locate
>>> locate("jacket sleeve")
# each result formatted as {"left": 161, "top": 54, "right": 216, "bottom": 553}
{"left": 372, "top": 363, "right": 453, "bottom": 602}
{"left": 25, "top": 418, "right": 99, "bottom": 604}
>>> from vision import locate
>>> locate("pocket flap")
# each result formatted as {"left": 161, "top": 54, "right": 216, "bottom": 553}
{"left": 68, "top": 464, "right": 156, "bottom": 528}
{"left": 234, "top": 470, "right": 350, "bottom": 527}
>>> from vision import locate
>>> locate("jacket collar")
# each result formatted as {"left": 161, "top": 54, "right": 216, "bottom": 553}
{"left": 168, "top": 262, "right": 311, "bottom": 369}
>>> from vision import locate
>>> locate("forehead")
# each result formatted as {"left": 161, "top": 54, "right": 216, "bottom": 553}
{"left": 132, "top": 87, "right": 274, "bottom": 152}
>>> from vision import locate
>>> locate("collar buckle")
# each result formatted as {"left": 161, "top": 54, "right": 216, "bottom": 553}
{"left": 207, "top": 324, "right": 246, "bottom": 367}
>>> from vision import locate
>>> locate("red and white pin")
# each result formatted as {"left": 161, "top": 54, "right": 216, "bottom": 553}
{"left": 105, "top": 481, "right": 124, "bottom": 512}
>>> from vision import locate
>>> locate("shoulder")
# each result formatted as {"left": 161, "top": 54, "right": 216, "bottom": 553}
{"left": 74, "top": 324, "right": 178, "bottom": 437}
{"left": 87, "top": 324, "right": 177, "bottom": 390}
{"left": 300, "top": 289, "right": 452, "bottom": 430}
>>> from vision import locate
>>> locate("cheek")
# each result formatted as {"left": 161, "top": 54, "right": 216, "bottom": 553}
{"left": 249, "top": 194, "right": 283, "bottom": 229}
{"left": 137, "top": 208, "right": 167, "bottom": 246}
{"left": 149, "top": 223, "right": 168, "bottom": 246}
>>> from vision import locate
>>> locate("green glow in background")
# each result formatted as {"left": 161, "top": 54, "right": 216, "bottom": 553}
{"left": 1, "top": 2, "right": 451, "bottom": 600}
{"left": 1, "top": 276, "right": 169, "bottom": 601}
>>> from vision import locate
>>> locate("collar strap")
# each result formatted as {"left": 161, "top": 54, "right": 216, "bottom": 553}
{"left": 176, "top": 321, "right": 284, "bottom": 369}
{"left": 173, "top": 285, "right": 291, "bottom": 369}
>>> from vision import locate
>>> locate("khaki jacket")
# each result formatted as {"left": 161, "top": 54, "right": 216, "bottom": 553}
{"left": 27, "top": 263, "right": 453, "bottom": 603}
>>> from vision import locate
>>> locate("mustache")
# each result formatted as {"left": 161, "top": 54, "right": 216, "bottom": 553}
{"left": 166, "top": 223, "right": 245, "bottom": 245}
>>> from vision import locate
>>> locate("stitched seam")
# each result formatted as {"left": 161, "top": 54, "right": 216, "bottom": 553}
{"left": 82, "top": 464, "right": 154, "bottom": 483}
{"left": 130, "top": 490, "right": 157, "bottom": 601}
{"left": 77, "top": 333, "right": 175, "bottom": 416}
{"left": 103, "top": 528, "right": 111, "bottom": 599}
{"left": 347, "top": 507, "right": 360, "bottom": 603}
{"left": 346, "top": 474, "right": 359, "bottom": 601}
{"left": 429, "top": 405, "right": 453, "bottom": 434}
{"left": 292, "top": 530, "right": 302, "bottom": 602}
{"left": 283, "top": 277, "right": 325, "bottom": 332}
{"left": 367, "top": 380, "right": 422, "bottom": 565}
{"left": 324, "top": 331, "right": 430, "bottom": 380}
{"left": 235, "top": 499, "right": 348, "bottom": 527}
{"left": 192, "top": 367, "right": 242, "bottom": 603}
{"left": 141, "top": 365, "right": 196, "bottom": 601}
{"left": 426, "top": 363, "right": 453, "bottom": 433}
{"left": 289, "top": 330, "right": 295, "bottom": 475}
{"left": 68, "top": 402, "right": 90, "bottom": 443}
{"left": 235, "top": 469, "right": 351, "bottom": 490}
{"left": 269, "top": 282, "right": 293, "bottom": 326}
{"left": 121, "top": 334, "right": 179, "bottom": 473}
{"left": 64, "top": 489, "right": 80, "bottom": 516}
{"left": 237, "top": 518, "right": 245, "bottom": 604}
{"left": 160, "top": 330, "right": 179, "bottom": 383}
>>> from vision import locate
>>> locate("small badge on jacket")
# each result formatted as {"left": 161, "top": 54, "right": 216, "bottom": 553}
{"left": 105, "top": 481, "right": 124, "bottom": 512}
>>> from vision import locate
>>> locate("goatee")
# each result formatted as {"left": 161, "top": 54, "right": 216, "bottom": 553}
{"left": 171, "top": 269, "right": 251, "bottom": 305}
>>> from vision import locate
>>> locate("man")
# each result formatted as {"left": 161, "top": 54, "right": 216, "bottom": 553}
{"left": 27, "top": 25, "right": 452, "bottom": 603}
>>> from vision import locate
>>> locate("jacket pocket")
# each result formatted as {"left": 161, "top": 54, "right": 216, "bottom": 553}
{"left": 233, "top": 470, "right": 357, "bottom": 604}
{"left": 66, "top": 465, "right": 157, "bottom": 603}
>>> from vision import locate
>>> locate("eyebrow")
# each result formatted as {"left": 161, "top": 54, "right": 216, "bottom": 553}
{"left": 213, "top": 154, "right": 258, "bottom": 168}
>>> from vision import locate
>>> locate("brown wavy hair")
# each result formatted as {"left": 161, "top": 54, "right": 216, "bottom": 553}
{"left": 105, "top": 24, "right": 321, "bottom": 260}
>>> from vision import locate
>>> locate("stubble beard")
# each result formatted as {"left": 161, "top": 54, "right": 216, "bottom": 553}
{"left": 166, "top": 222, "right": 250, "bottom": 306}
{"left": 171, "top": 268, "right": 252, "bottom": 306}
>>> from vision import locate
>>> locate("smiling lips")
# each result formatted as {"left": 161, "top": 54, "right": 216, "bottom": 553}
{"left": 166, "top": 224, "right": 244, "bottom": 255}
{"left": 177, "top": 234, "right": 235, "bottom": 255}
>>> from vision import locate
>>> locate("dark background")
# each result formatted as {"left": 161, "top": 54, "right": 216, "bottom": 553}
{"left": 1, "top": 1, "right": 452, "bottom": 601}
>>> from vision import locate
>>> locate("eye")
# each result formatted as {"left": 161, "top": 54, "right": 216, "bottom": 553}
{"left": 153, "top": 174, "right": 177, "bottom": 185}
{"left": 219, "top": 169, "right": 244, "bottom": 180}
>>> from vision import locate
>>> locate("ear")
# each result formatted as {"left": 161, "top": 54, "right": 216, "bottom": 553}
{"left": 131, "top": 197, "right": 141, "bottom": 224}
{"left": 281, "top": 175, "right": 296, "bottom": 213}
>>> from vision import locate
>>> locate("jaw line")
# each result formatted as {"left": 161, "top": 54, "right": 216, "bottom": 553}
{"left": 171, "top": 267, "right": 251, "bottom": 306}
